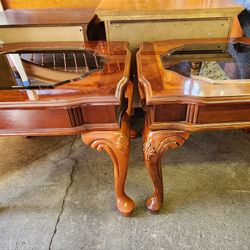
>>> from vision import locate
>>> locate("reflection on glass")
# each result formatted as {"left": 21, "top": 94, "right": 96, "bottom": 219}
{"left": 161, "top": 43, "right": 250, "bottom": 81}
{"left": 0, "top": 49, "right": 106, "bottom": 89}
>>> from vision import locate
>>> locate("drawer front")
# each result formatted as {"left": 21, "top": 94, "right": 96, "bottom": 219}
{"left": 107, "top": 18, "right": 230, "bottom": 49}
{"left": 0, "top": 26, "right": 85, "bottom": 43}
{"left": 0, "top": 108, "right": 71, "bottom": 130}
{"left": 0, "top": 104, "right": 119, "bottom": 132}
{"left": 154, "top": 104, "right": 187, "bottom": 122}
{"left": 153, "top": 103, "right": 250, "bottom": 125}
{"left": 197, "top": 103, "right": 250, "bottom": 124}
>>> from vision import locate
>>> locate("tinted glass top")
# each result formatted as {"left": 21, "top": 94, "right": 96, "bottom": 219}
{"left": 161, "top": 42, "right": 250, "bottom": 81}
{"left": 0, "top": 49, "right": 105, "bottom": 89}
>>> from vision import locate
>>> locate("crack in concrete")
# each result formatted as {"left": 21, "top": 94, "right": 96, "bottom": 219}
{"left": 48, "top": 135, "right": 78, "bottom": 250}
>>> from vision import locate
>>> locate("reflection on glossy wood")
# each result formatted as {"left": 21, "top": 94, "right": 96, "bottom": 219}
{"left": 0, "top": 41, "right": 130, "bottom": 104}
{"left": 82, "top": 113, "right": 135, "bottom": 216}
{"left": 0, "top": 41, "right": 134, "bottom": 216}
{"left": 138, "top": 38, "right": 250, "bottom": 105}
{"left": 143, "top": 118, "right": 189, "bottom": 212}
{"left": 138, "top": 38, "right": 250, "bottom": 212}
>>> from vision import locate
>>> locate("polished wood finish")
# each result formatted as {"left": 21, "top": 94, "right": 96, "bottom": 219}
{"left": 82, "top": 113, "right": 134, "bottom": 216}
{"left": 97, "top": 0, "right": 243, "bottom": 18}
{"left": 0, "top": 41, "right": 135, "bottom": 216}
{"left": 138, "top": 38, "right": 250, "bottom": 212}
{"left": 96, "top": 0, "right": 243, "bottom": 50}
{"left": 2, "top": 0, "right": 100, "bottom": 9}
{"left": 97, "top": 0, "right": 243, "bottom": 108}
{"left": 0, "top": 9, "right": 97, "bottom": 43}
{"left": 143, "top": 118, "right": 189, "bottom": 212}
{"left": 0, "top": 8, "right": 95, "bottom": 26}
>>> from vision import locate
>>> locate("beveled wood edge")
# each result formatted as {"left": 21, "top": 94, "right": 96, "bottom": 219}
{"left": 0, "top": 42, "right": 131, "bottom": 106}
{"left": 0, "top": 81, "right": 133, "bottom": 136}
{"left": 145, "top": 96, "right": 250, "bottom": 106}
{"left": 137, "top": 37, "right": 250, "bottom": 106}
{"left": 150, "top": 121, "right": 250, "bottom": 132}
{"left": 0, "top": 123, "right": 120, "bottom": 136}
{"left": 115, "top": 47, "right": 131, "bottom": 102}
{"left": 96, "top": 9, "right": 243, "bottom": 21}
{"left": 0, "top": 8, "right": 97, "bottom": 28}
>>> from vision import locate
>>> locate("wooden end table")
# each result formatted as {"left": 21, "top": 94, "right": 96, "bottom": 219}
{"left": 0, "top": 41, "right": 135, "bottom": 216}
{"left": 137, "top": 38, "right": 250, "bottom": 212}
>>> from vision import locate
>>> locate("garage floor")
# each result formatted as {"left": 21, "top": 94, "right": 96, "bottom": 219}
{"left": 0, "top": 130, "right": 249, "bottom": 250}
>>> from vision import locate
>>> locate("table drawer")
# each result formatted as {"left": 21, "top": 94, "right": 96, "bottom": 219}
{"left": 197, "top": 103, "right": 250, "bottom": 124}
{"left": 0, "top": 107, "right": 71, "bottom": 130}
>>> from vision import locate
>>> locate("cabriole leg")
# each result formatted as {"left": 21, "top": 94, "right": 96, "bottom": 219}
{"left": 143, "top": 122, "right": 189, "bottom": 213}
{"left": 82, "top": 114, "right": 135, "bottom": 216}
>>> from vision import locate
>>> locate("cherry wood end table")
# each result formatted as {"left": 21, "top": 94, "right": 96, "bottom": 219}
{"left": 137, "top": 38, "right": 250, "bottom": 212}
{"left": 0, "top": 41, "right": 135, "bottom": 216}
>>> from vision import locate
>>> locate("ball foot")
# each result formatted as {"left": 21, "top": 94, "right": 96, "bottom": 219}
{"left": 146, "top": 194, "right": 162, "bottom": 213}
{"left": 116, "top": 194, "right": 135, "bottom": 217}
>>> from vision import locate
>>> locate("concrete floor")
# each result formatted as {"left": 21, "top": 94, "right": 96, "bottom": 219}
{"left": 0, "top": 130, "right": 250, "bottom": 250}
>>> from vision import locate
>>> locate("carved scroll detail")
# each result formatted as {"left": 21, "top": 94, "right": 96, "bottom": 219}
{"left": 144, "top": 140, "right": 157, "bottom": 160}
{"left": 143, "top": 128, "right": 189, "bottom": 212}
{"left": 116, "top": 135, "right": 129, "bottom": 156}
{"left": 143, "top": 133, "right": 188, "bottom": 161}
{"left": 81, "top": 120, "right": 135, "bottom": 216}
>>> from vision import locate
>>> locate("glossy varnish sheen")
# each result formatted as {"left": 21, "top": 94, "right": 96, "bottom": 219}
{"left": 0, "top": 41, "right": 135, "bottom": 216}
{"left": 138, "top": 38, "right": 250, "bottom": 213}
{"left": 96, "top": 0, "right": 243, "bottom": 18}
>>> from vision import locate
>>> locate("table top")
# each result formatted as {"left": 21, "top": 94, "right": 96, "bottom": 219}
{"left": 96, "top": 0, "right": 243, "bottom": 20}
{"left": 0, "top": 8, "right": 96, "bottom": 27}
{"left": 137, "top": 37, "right": 250, "bottom": 105}
{"left": 0, "top": 41, "right": 130, "bottom": 106}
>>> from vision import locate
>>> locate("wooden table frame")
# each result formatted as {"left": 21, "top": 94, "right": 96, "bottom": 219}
{"left": 0, "top": 41, "right": 135, "bottom": 216}
{"left": 137, "top": 38, "right": 250, "bottom": 212}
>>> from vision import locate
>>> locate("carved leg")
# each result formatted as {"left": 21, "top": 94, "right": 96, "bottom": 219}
{"left": 143, "top": 123, "right": 189, "bottom": 212}
{"left": 82, "top": 115, "right": 135, "bottom": 216}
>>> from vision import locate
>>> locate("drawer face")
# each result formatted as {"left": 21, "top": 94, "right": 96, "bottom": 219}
{"left": 154, "top": 104, "right": 187, "bottom": 122}
{"left": 198, "top": 103, "right": 250, "bottom": 124}
{"left": 0, "top": 26, "right": 85, "bottom": 43}
{"left": 82, "top": 105, "right": 117, "bottom": 124}
{"left": 108, "top": 18, "right": 230, "bottom": 49}
{"left": 0, "top": 108, "right": 71, "bottom": 129}
{"left": 0, "top": 105, "right": 119, "bottom": 131}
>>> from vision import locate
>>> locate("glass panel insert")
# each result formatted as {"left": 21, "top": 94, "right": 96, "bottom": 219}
{"left": 0, "top": 49, "right": 106, "bottom": 89}
{"left": 161, "top": 43, "right": 250, "bottom": 81}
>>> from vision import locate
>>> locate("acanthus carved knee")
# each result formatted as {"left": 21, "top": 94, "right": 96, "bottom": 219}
{"left": 143, "top": 131, "right": 189, "bottom": 161}
{"left": 143, "top": 129, "right": 189, "bottom": 212}
{"left": 81, "top": 128, "right": 134, "bottom": 216}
